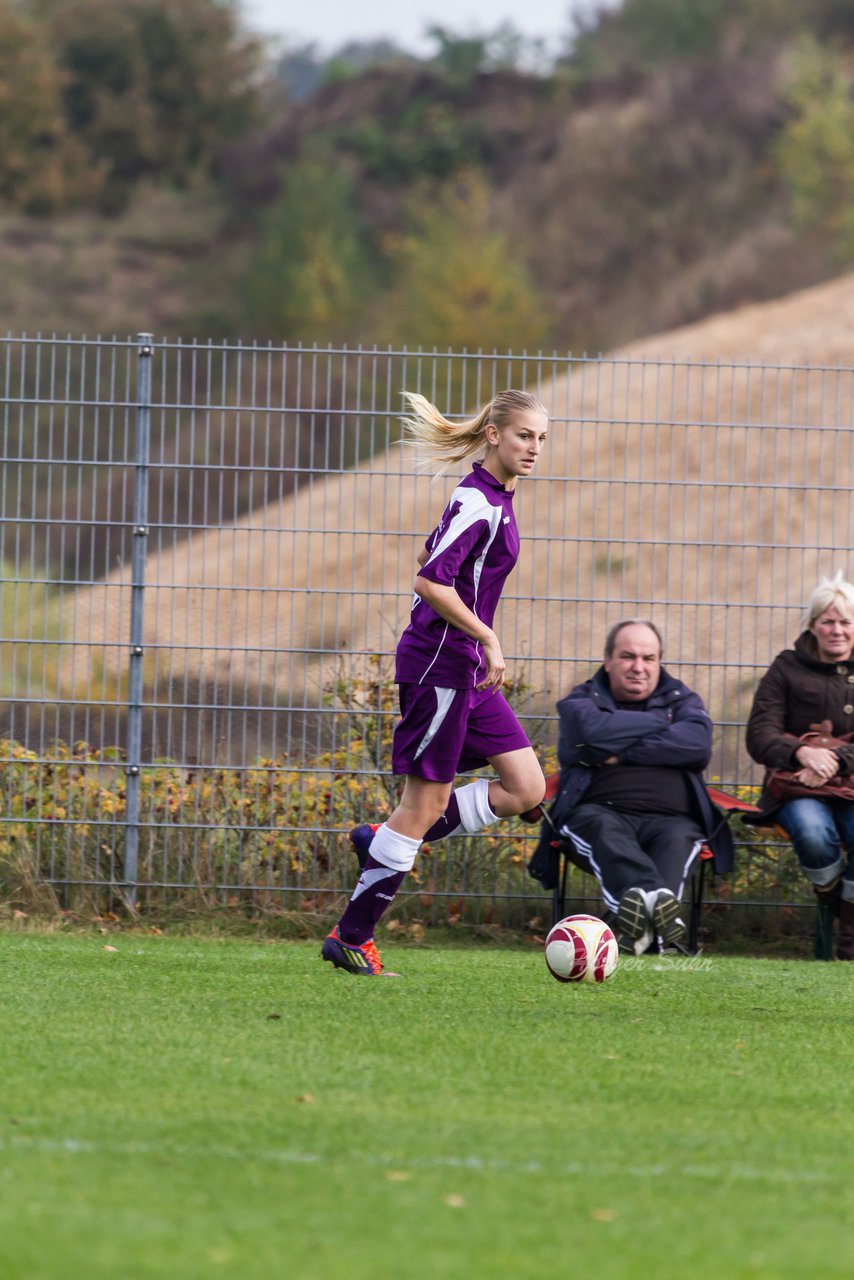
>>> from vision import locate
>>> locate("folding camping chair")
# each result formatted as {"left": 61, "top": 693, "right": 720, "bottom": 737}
{"left": 525, "top": 774, "right": 760, "bottom": 955}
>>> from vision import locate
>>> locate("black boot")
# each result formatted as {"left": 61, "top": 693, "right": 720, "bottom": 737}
{"left": 838, "top": 899, "right": 854, "bottom": 961}
{"left": 813, "top": 880, "right": 841, "bottom": 961}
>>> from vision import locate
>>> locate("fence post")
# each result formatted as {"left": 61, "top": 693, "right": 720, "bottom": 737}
{"left": 123, "top": 333, "right": 153, "bottom": 908}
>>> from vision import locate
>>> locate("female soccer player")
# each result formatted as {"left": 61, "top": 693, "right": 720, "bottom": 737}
{"left": 322, "top": 388, "right": 549, "bottom": 975}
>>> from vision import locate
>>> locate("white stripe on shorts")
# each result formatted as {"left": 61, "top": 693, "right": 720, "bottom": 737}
{"left": 413, "top": 687, "right": 457, "bottom": 761}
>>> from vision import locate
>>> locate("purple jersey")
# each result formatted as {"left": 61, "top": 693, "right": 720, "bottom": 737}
{"left": 395, "top": 462, "right": 520, "bottom": 689}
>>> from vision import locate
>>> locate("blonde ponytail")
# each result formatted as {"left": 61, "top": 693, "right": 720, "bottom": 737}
{"left": 400, "top": 389, "right": 546, "bottom": 474}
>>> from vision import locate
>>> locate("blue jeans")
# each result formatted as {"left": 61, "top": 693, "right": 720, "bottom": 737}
{"left": 774, "top": 797, "right": 854, "bottom": 897}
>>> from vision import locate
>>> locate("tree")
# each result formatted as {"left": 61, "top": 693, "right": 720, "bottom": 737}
{"left": 426, "top": 22, "right": 554, "bottom": 78}
{"left": 774, "top": 36, "right": 854, "bottom": 261}
{"left": 243, "top": 155, "right": 379, "bottom": 342}
{"left": 378, "top": 173, "right": 553, "bottom": 352}
{"left": 566, "top": 0, "right": 854, "bottom": 79}
{"left": 274, "top": 42, "right": 325, "bottom": 103}
{"left": 322, "top": 39, "right": 413, "bottom": 83}
{"left": 42, "top": 0, "right": 263, "bottom": 209}
{"left": 0, "top": 0, "right": 93, "bottom": 212}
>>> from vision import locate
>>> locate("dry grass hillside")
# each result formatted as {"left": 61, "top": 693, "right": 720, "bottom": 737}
{"left": 63, "top": 271, "right": 854, "bottom": 765}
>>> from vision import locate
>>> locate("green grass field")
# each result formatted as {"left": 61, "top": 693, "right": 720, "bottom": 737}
{"left": 1, "top": 929, "right": 852, "bottom": 1279}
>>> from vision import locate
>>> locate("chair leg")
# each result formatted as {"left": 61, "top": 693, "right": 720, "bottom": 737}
{"left": 552, "top": 851, "right": 569, "bottom": 925}
{"left": 688, "top": 859, "right": 705, "bottom": 955}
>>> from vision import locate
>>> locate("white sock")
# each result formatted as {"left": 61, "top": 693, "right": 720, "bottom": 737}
{"left": 454, "top": 778, "right": 498, "bottom": 834}
{"left": 368, "top": 823, "right": 421, "bottom": 873}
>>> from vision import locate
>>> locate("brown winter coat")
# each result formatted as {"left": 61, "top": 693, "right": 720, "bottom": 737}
{"left": 746, "top": 630, "right": 854, "bottom": 815}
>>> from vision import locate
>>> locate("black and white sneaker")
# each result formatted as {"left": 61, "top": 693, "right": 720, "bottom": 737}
{"left": 617, "top": 887, "right": 653, "bottom": 955}
{"left": 652, "top": 888, "right": 686, "bottom": 946}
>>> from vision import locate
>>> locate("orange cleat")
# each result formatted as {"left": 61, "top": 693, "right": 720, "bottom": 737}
{"left": 321, "top": 926, "right": 400, "bottom": 977}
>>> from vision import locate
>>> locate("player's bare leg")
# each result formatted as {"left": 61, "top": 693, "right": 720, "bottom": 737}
{"left": 350, "top": 748, "right": 544, "bottom": 867}
{"left": 485, "top": 746, "right": 545, "bottom": 818}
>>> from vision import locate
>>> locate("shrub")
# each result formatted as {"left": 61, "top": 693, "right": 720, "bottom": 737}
{"left": 378, "top": 172, "right": 553, "bottom": 352}
{"left": 774, "top": 36, "right": 854, "bottom": 262}
{"left": 0, "top": 655, "right": 556, "bottom": 925}
{"left": 243, "top": 154, "right": 380, "bottom": 341}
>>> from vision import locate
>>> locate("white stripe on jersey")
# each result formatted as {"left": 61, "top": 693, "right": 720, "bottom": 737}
{"left": 423, "top": 487, "right": 502, "bottom": 574}
{"left": 420, "top": 487, "right": 503, "bottom": 685}
{"left": 413, "top": 687, "right": 457, "bottom": 760}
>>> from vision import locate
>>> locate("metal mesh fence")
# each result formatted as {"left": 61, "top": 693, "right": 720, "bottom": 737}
{"left": 1, "top": 334, "right": 848, "bottom": 926}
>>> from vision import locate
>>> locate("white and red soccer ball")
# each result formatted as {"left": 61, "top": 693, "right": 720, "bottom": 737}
{"left": 544, "top": 914, "right": 618, "bottom": 984}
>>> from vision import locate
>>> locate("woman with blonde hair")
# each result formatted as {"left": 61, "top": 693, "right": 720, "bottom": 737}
{"left": 322, "top": 389, "right": 549, "bottom": 976}
{"left": 746, "top": 571, "right": 854, "bottom": 959}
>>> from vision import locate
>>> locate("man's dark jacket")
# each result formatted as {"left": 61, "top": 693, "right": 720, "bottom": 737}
{"left": 527, "top": 665, "right": 736, "bottom": 889}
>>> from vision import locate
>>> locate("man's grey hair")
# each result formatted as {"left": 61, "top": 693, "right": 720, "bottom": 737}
{"left": 604, "top": 618, "right": 664, "bottom": 660}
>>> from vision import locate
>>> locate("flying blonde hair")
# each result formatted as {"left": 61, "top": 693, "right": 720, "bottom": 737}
{"left": 803, "top": 569, "right": 854, "bottom": 627}
{"left": 400, "top": 389, "right": 547, "bottom": 475}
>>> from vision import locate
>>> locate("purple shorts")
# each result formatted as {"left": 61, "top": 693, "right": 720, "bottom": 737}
{"left": 391, "top": 684, "right": 532, "bottom": 782}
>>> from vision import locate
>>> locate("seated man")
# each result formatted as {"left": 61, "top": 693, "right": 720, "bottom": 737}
{"left": 529, "top": 619, "right": 734, "bottom": 953}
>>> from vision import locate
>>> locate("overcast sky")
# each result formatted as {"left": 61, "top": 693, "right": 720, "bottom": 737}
{"left": 240, "top": 0, "right": 594, "bottom": 58}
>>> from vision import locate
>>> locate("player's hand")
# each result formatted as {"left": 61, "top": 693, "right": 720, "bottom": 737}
{"left": 477, "top": 634, "right": 506, "bottom": 690}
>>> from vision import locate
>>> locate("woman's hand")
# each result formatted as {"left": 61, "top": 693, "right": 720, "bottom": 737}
{"left": 794, "top": 767, "right": 831, "bottom": 788}
{"left": 414, "top": 576, "right": 508, "bottom": 690}
{"left": 477, "top": 633, "right": 506, "bottom": 690}
{"left": 794, "top": 744, "right": 840, "bottom": 780}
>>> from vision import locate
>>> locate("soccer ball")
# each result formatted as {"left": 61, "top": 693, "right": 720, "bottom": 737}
{"left": 544, "top": 914, "right": 618, "bottom": 984}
